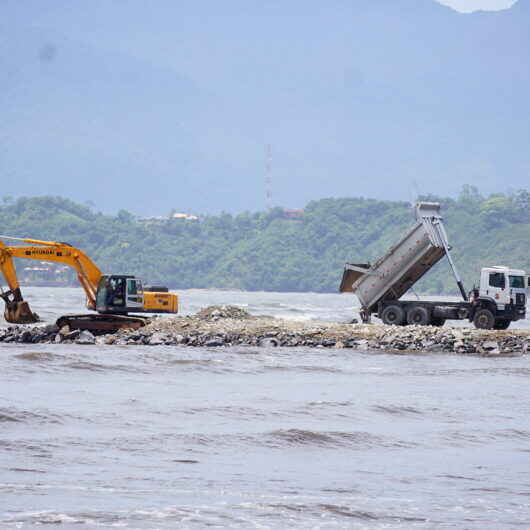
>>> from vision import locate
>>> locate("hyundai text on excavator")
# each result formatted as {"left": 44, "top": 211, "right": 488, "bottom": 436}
{"left": 0, "top": 236, "right": 178, "bottom": 332}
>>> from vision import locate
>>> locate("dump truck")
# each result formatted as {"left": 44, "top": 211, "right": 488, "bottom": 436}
{"left": 339, "top": 202, "right": 527, "bottom": 330}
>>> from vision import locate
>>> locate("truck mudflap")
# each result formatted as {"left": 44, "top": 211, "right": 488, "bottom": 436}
{"left": 339, "top": 263, "right": 371, "bottom": 293}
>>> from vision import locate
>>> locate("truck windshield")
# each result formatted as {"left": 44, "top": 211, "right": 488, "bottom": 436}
{"left": 509, "top": 275, "right": 525, "bottom": 288}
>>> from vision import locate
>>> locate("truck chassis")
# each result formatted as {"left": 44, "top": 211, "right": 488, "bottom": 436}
{"left": 377, "top": 298, "right": 525, "bottom": 330}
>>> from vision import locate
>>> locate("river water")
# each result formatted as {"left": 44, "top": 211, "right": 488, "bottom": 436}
{"left": 1, "top": 287, "right": 530, "bottom": 528}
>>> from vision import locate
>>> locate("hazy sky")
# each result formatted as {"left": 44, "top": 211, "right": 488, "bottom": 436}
{"left": 2, "top": 0, "right": 527, "bottom": 213}
{"left": 437, "top": 0, "right": 517, "bottom": 11}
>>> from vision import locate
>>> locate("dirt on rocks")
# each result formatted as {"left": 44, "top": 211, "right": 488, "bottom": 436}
{"left": 195, "top": 305, "right": 251, "bottom": 321}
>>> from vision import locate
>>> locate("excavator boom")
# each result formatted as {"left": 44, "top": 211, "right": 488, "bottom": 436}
{"left": 0, "top": 236, "right": 102, "bottom": 324}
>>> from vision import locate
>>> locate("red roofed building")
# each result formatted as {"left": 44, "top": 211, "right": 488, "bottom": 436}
{"left": 283, "top": 208, "right": 305, "bottom": 219}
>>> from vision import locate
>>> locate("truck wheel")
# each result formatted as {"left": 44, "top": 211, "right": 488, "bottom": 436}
{"left": 381, "top": 305, "right": 405, "bottom": 326}
{"left": 431, "top": 317, "right": 445, "bottom": 327}
{"left": 473, "top": 308, "right": 495, "bottom": 329}
{"left": 407, "top": 306, "right": 430, "bottom": 326}
{"left": 493, "top": 319, "right": 511, "bottom": 330}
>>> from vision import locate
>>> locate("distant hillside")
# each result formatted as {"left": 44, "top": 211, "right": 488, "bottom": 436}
{"left": 1, "top": 188, "right": 530, "bottom": 294}
{"left": 1, "top": 0, "right": 529, "bottom": 213}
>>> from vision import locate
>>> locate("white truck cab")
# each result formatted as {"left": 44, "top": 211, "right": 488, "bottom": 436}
{"left": 479, "top": 266, "right": 526, "bottom": 308}
{"left": 471, "top": 266, "right": 527, "bottom": 329}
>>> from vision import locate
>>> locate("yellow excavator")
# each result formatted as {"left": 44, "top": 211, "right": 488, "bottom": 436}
{"left": 0, "top": 236, "right": 178, "bottom": 332}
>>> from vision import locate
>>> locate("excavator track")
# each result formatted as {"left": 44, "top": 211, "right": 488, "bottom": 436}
{"left": 56, "top": 314, "right": 149, "bottom": 333}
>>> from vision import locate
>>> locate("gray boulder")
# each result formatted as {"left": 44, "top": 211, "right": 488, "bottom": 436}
{"left": 258, "top": 337, "right": 279, "bottom": 347}
{"left": 20, "top": 330, "right": 33, "bottom": 343}
{"left": 205, "top": 338, "right": 224, "bottom": 347}
{"left": 65, "top": 330, "right": 81, "bottom": 340}
{"left": 43, "top": 323, "right": 59, "bottom": 335}
{"left": 148, "top": 332, "right": 166, "bottom": 345}
{"left": 76, "top": 330, "right": 96, "bottom": 345}
{"left": 174, "top": 334, "right": 185, "bottom": 344}
{"left": 481, "top": 340, "right": 500, "bottom": 355}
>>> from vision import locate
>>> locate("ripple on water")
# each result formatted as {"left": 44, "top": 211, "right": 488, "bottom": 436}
{"left": 264, "top": 363, "right": 346, "bottom": 374}
{"left": 8, "top": 467, "right": 46, "bottom": 473}
{"left": 11, "top": 349, "right": 144, "bottom": 375}
{"left": 1, "top": 502, "right": 429, "bottom": 528}
{"left": 14, "top": 351, "right": 64, "bottom": 362}
{"left": 371, "top": 404, "right": 424, "bottom": 416}
{"left": 62, "top": 360, "right": 143, "bottom": 373}
{"left": 18, "top": 428, "right": 419, "bottom": 456}
{"left": 441, "top": 428, "right": 530, "bottom": 447}
{"left": 264, "top": 429, "right": 418, "bottom": 449}
{"left": 307, "top": 400, "right": 353, "bottom": 407}
{"left": 0, "top": 407, "right": 63, "bottom": 425}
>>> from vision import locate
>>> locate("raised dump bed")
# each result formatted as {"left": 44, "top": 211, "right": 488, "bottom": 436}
{"left": 340, "top": 203, "right": 451, "bottom": 318}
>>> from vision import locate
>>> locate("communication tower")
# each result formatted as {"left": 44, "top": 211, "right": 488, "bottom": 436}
{"left": 265, "top": 144, "right": 272, "bottom": 210}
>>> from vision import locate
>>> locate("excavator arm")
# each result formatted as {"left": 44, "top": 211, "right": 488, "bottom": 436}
{"left": 0, "top": 236, "right": 103, "bottom": 324}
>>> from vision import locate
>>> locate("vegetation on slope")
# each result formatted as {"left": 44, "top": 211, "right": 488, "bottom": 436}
{"left": 1, "top": 186, "right": 530, "bottom": 294}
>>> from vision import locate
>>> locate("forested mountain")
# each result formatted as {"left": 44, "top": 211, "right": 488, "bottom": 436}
{"left": 1, "top": 189, "right": 529, "bottom": 295}
{"left": 2, "top": 1, "right": 529, "bottom": 214}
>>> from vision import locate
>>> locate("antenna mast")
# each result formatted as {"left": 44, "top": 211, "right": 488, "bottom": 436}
{"left": 265, "top": 144, "right": 272, "bottom": 210}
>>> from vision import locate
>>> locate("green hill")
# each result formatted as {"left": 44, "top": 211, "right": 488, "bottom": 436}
{"left": 1, "top": 187, "right": 529, "bottom": 294}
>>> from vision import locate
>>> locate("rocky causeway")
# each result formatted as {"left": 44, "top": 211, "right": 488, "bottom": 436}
{"left": 1, "top": 305, "right": 529, "bottom": 355}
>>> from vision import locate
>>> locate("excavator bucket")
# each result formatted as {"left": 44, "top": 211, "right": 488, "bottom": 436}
{"left": 4, "top": 301, "right": 39, "bottom": 324}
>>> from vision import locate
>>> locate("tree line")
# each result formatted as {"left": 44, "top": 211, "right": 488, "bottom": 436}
{"left": 1, "top": 186, "right": 529, "bottom": 294}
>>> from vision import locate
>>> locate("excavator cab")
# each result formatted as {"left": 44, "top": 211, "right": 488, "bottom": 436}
{"left": 95, "top": 275, "right": 144, "bottom": 314}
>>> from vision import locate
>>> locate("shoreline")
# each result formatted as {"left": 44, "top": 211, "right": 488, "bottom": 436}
{"left": 1, "top": 306, "right": 529, "bottom": 355}
{"left": 14, "top": 284, "right": 464, "bottom": 297}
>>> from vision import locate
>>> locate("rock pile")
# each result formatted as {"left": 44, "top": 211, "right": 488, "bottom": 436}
{"left": 369, "top": 325, "right": 528, "bottom": 355}
{"left": 196, "top": 305, "right": 250, "bottom": 321}
{"left": 1, "top": 308, "right": 529, "bottom": 355}
{"left": 0, "top": 324, "right": 96, "bottom": 345}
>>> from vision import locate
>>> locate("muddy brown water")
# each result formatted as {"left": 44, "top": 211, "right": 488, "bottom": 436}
{"left": 1, "top": 287, "right": 530, "bottom": 528}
